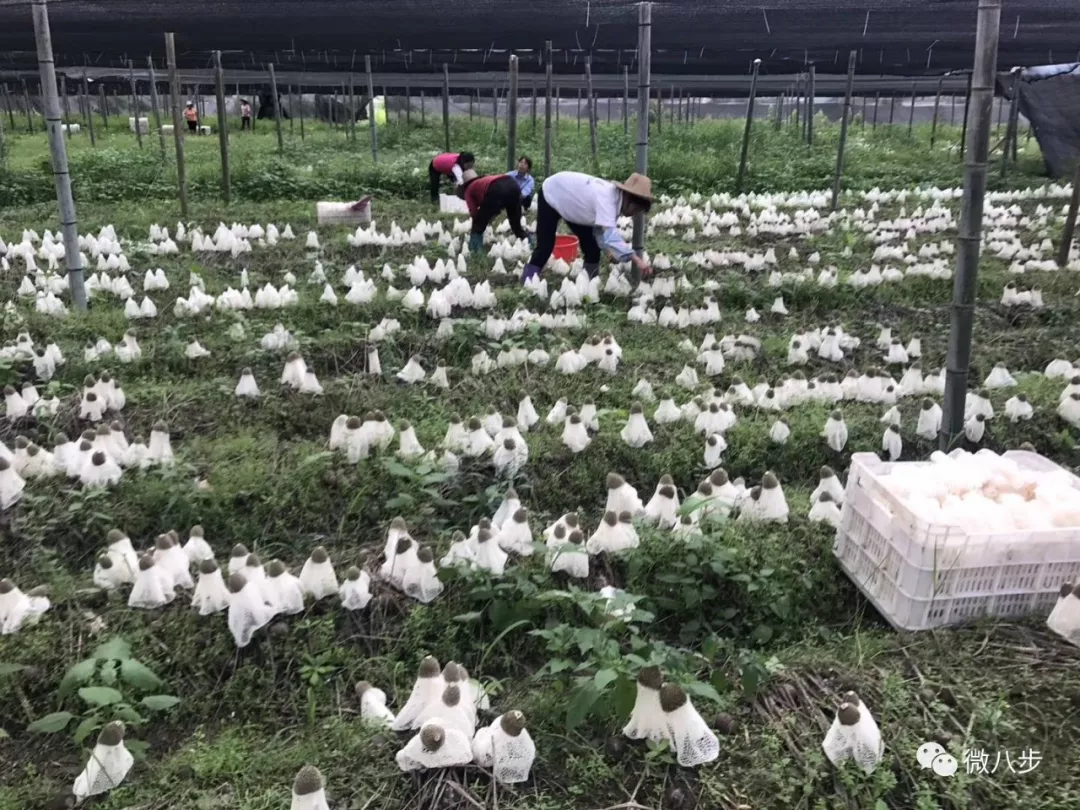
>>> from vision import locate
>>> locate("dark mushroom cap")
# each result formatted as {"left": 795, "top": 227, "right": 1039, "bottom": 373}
{"left": 602, "top": 511, "right": 618, "bottom": 527}
{"left": 14, "top": 436, "right": 28, "bottom": 449}
{"left": 762, "top": 472, "right": 779, "bottom": 489}
{"left": 416, "top": 546, "right": 434, "bottom": 564}
{"left": 503, "top": 437, "right": 516, "bottom": 450}
{"left": 395, "top": 537, "right": 413, "bottom": 555}
{"left": 830, "top": 409, "right": 843, "bottom": 420}
{"left": 107, "top": 529, "right": 127, "bottom": 544}
{"left": 630, "top": 403, "right": 643, "bottom": 415}
{"left": 78, "top": 441, "right": 93, "bottom": 452}
{"left": 638, "top": 666, "right": 663, "bottom": 690}
{"left": 190, "top": 525, "right": 204, "bottom": 538}
{"left": 399, "top": 419, "right": 412, "bottom": 431}
{"left": 154, "top": 535, "right": 172, "bottom": 551}
{"left": 442, "top": 661, "right": 464, "bottom": 682}
{"left": 565, "top": 513, "right": 579, "bottom": 527}
{"left": 837, "top": 703, "right": 861, "bottom": 726}
{"left": 227, "top": 573, "right": 247, "bottom": 593}
{"left": 697, "top": 482, "right": 714, "bottom": 497}
{"left": 1017, "top": 392, "right": 1029, "bottom": 403}
{"left": 95, "top": 424, "right": 111, "bottom": 437}
{"left": 442, "top": 684, "right": 461, "bottom": 706}
{"left": 659, "top": 683, "right": 688, "bottom": 713}
{"left": 241, "top": 367, "right": 253, "bottom": 375}
{"left": 268, "top": 560, "right": 287, "bottom": 578}
{"left": 922, "top": 398, "right": 935, "bottom": 411}
{"left": 707, "top": 436, "right": 718, "bottom": 447}
{"left": 419, "top": 656, "right": 441, "bottom": 678}
{"left": 310, "top": 546, "right": 329, "bottom": 564}
{"left": 90, "top": 451, "right": 107, "bottom": 466}
{"left": 420, "top": 724, "right": 445, "bottom": 751}
{"left": 245, "top": 554, "right": 261, "bottom": 568}
{"left": 346, "top": 566, "right": 362, "bottom": 582}
{"left": 710, "top": 469, "right": 729, "bottom": 487}
{"left": 97, "top": 553, "right": 114, "bottom": 569}
{"left": 479, "top": 517, "right": 492, "bottom": 530}
{"left": 618, "top": 511, "right": 633, "bottom": 524}
{"left": 198, "top": 558, "right": 219, "bottom": 575}
{"left": 659, "top": 485, "right": 676, "bottom": 499}
{"left": 151, "top": 421, "right": 168, "bottom": 433}
{"left": 354, "top": 680, "right": 373, "bottom": 697}
{"left": 568, "top": 530, "right": 584, "bottom": 545}
{"left": 0, "top": 578, "right": 13, "bottom": 594}
{"left": 292, "top": 765, "right": 324, "bottom": 796}
{"left": 467, "top": 417, "right": 483, "bottom": 431}
{"left": 606, "top": 472, "right": 626, "bottom": 490}
{"left": 231, "top": 544, "right": 249, "bottom": 559}
{"left": 84, "top": 392, "right": 98, "bottom": 402}
{"left": 477, "top": 528, "right": 493, "bottom": 544}
{"left": 138, "top": 555, "right": 155, "bottom": 572}
{"left": 97, "top": 721, "right": 125, "bottom": 747}
{"left": 818, "top": 491, "right": 835, "bottom": 504}
{"left": 749, "top": 485, "right": 762, "bottom": 501}
{"left": 553, "top": 524, "right": 567, "bottom": 540}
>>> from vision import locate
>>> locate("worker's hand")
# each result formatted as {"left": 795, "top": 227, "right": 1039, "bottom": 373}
{"left": 640, "top": 263, "right": 653, "bottom": 279}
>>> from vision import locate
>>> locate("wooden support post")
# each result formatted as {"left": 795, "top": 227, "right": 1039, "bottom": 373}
{"left": 623, "top": 66, "right": 629, "bottom": 135}
{"left": 298, "top": 84, "right": 305, "bottom": 139}
{"left": 269, "top": 63, "right": 283, "bottom": 153}
{"left": 82, "top": 75, "right": 95, "bottom": 145}
{"left": 348, "top": 73, "right": 357, "bottom": 142}
{"left": 632, "top": 2, "right": 652, "bottom": 264}
{"left": 544, "top": 40, "right": 553, "bottom": 177}
{"left": 442, "top": 63, "right": 451, "bottom": 152}
{"left": 585, "top": 55, "right": 598, "bottom": 163}
{"left": 492, "top": 83, "right": 498, "bottom": 131}
{"left": 164, "top": 33, "right": 188, "bottom": 218}
{"left": 507, "top": 54, "right": 519, "bottom": 171}
{"left": 907, "top": 81, "right": 916, "bottom": 135}
{"left": 405, "top": 78, "right": 411, "bottom": 126}
{"left": 289, "top": 85, "right": 294, "bottom": 133}
{"left": 213, "top": 50, "right": 231, "bottom": 202}
{"left": 22, "top": 79, "right": 35, "bottom": 133}
{"left": 872, "top": 90, "right": 880, "bottom": 130}
{"left": 1056, "top": 163, "right": 1080, "bottom": 268}
{"left": 774, "top": 92, "right": 783, "bottom": 129}
{"left": 860, "top": 93, "right": 867, "bottom": 127}
{"left": 365, "top": 55, "right": 378, "bottom": 162}
{"left": 147, "top": 56, "right": 166, "bottom": 156}
{"left": 59, "top": 72, "right": 70, "bottom": 137}
{"left": 793, "top": 74, "right": 801, "bottom": 131}
{"left": 129, "top": 60, "right": 142, "bottom": 148}
{"left": 735, "top": 59, "right": 761, "bottom": 193}
{"left": 831, "top": 51, "right": 857, "bottom": 211}
{"left": 806, "top": 64, "right": 815, "bottom": 144}
{"left": 98, "top": 83, "right": 108, "bottom": 129}
{"left": 576, "top": 86, "right": 581, "bottom": 130}
{"left": 930, "top": 75, "right": 943, "bottom": 146}
{"left": 2, "top": 83, "right": 15, "bottom": 130}
{"left": 532, "top": 79, "right": 537, "bottom": 132}
{"left": 888, "top": 93, "right": 896, "bottom": 125}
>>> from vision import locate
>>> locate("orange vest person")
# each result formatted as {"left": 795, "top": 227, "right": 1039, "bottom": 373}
{"left": 184, "top": 102, "right": 198, "bottom": 133}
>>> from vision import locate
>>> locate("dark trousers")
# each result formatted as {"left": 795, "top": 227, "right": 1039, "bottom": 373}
{"left": 428, "top": 161, "right": 444, "bottom": 203}
{"left": 522, "top": 193, "right": 534, "bottom": 210}
{"left": 473, "top": 176, "right": 527, "bottom": 240}
{"left": 528, "top": 189, "right": 601, "bottom": 268}
{"left": 241, "top": 116, "right": 252, "bottom": 130}
{"left": 186, "top": 120, "right": 198, "bottom": 133}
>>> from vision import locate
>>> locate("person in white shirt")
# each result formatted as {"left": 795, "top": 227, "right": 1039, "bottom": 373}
{"left": 520, "top": 171, "right": 653, "bottom": 284}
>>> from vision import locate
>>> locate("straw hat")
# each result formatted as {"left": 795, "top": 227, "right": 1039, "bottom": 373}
{"left": 461, "top": 169, "right": 479, "bottom": 183}
{"left": 614, "top": 173, "right": 652, "bottom": 202}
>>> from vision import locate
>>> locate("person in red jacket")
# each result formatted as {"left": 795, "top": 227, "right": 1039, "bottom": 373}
{"left": 428, "top": 151, "right": 475, "bottom": 204}
{"left": 459, "top": 169, "right": 530, "bottom": 253}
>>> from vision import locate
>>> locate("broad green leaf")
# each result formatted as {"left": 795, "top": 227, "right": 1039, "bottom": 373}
{"left": 685, "top": 680, "right": 723, "bottom": 705}
{"left": 114, "top": 704, "right": 145, "bottom": 724}
{"left": 59, "top": 658, "right": 97, "bottom": 696}
{"left": 78, "top": 686, "right": 125, "bottom": 707}
{"left": 382, "top": 459, "right": 416, "bottom": 479}
{"left": 140, "top": 695, "right": 181, "bottom": 711}
{"left": 593, "top": 668, "right": 618, "bottom": 691}
{"left": 120, "top": 659, "right": 162, "bottom": 690}
{"left": 73, "top": 717, "right": 101, "bottom": 745}
{"left": 92, "top": 637, "right": 132, "bottom": 661}
{"left": 0, "top": 663, "right": 26, "bottom": 677}
{"left": 125, "top": 739, "right": 150, "bottom": 760}
{"left": 565, "top": 683, "right": 600, "bottom": 729}
{"left": 300, "top": 451, "right": 334, "bottom": 467}
{"left": 27, "top": 711, "right": 76, "bottom": 733}
{"left": 99, "top": 660, "right": 118, "bottom": 686}
{"left": 453, "top": 611, "right": 483, "bottom": 623}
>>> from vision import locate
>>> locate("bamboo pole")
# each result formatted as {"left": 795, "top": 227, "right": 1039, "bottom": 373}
{"left": 507, "top": 54, "right": 519, "bottom": 171}
{"left": 348, "top": 73, "right": 356, "bottom": 143}
{"left": 888, "top": 94, "right": 896, "bottom": 125}
{"left": 632, "top": 2, "right": 651, "bottom": 260}
{"left": 81, "top": 75, "right": 95, "bottom": 145}
{"left": 907, "top": 81, "right": 916, "bottom": 135}
{"left": 941, "top": 0, "right": 1002, "bottom": 450}
{"left": 774, "top": 92, "right": 784, "bottom": 129}
{"left": 544, "top": 40, "right": 553, "bottom": 177}
{"left": 2, "top": 84, "right": 14, "bottom": 130}
{"left": 32, "top": 0, "right": 87, "bottom": 309}
{"left": 405, "top": 78, "right": 411, "bottom": 127}
{"left": 147, "top": 57, "right": 166, "bottom": 156}
{"left": 623, "top": 66, "right": 629, "bottom": 135}
{"left": 872, "top": 91, "right": 879, "bottom": 130}
{"left": 806, "top": 64, "right": 815, "bottom": 145}
{"left": 831, "top": 51, "right": 857, "bottom": 211}
{"left": 165, "top": 33, "right": 188, "bottom": 218}
{"left": 365, "top": 55, "right": 378, "bottom": 162}
{"left": 960, "top": 72, "right": 973, "bottom": 160}
{"left": 213, "top": 51, "right": 230, "bottom": 201}
{"left": 532, "top": 78, "right": 537, "bottom": 132}
{"left": 22, "top": 79, "right": 34, "bottom": 133}
{"left": 59, "top": 72, "right": 70, "bottom": 137}
{"left": 299, "top": 84, "right": 305, "bottom": 139}
{"left": 735, "top": 59, "right": 761, "bottom": 193}
{"left": 289, "top": 85, "right": 294, "bottom": 133}
{"left": 269, "top": 63, "right": 283, "bottom": 154}
{"left": 576, "top": 86, "right": 581, "bottom": 130}
{"left": 930, "top": 75, "right": 943, "bottom": 146}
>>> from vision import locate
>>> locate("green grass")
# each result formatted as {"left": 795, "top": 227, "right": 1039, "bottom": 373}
{"left": 0, "top": 117, "right": 1078, "bottom": 810}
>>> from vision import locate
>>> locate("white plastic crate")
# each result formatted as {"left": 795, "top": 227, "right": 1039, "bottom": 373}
{"left": 833, "top": 451, "right": 1080, "bottom": 631}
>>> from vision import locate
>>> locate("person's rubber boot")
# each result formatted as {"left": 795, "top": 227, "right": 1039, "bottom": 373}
{"left": 468, "top": 233, "right": 484, "bottom": 253}
{"left": 521, "top": 264, "right": 542, "bottom": 284}
{"left": 584, "top": 262, "right": 601, "bottom": 280}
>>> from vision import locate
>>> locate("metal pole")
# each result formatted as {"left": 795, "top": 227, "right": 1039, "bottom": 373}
{"left": 82, "top": 75, "right": 95, "bottom": 145}
{"left": 31, "top": 0, "right": 86, "bottom": 312}
{"left": 576, "top": 87, "right": 581, "bottom": 130}
{"left": 269, "top": 63, "right": 283, "bottom": 154}
{"left": 506, "top": 55, "right": 520, "bottom": 172}
{"left": 793, "top": 74, "right": 801, "bottom": 131}
{"left": 165, "top": 33, "right": 189, "bottom": 218}
{"left": 147, "top": 57, "right": 166, "bottom": 157}
{"left": 774, "top": 92, "right": 784, "bottom": 129}
{"left": 289, "top": 85, "right": 294, "bottom": 133}
{"left": 532, "top": 79, "right": 537, "bottom": 132}
{"left": 831, "top": 51, "right": 857, "bottom": 211}
{"left": 907, "top": 81, "right": 916, "bottom": 135}
{"left": 860, "top": 93, "right": 867, "bottom": 128}
{"left": 365, "top": 55, "right": 378, "bottom": 162}
{"left": 960, "top": 72, "right": 973, "bottom": 159}
{"left": 213, "top": 51, "right": 230, "bottom": 202}
{"left": 1057, "top": 164, "right": 1080, "bottom": 268}
{"left": 930, "top": 75, "right": 943, "bottom": 146}
{"left": 442, "top": 63, "right": 451, "bottom": 152}
{"left": 735, "top": 59, "right": 761, "bottom": 193}
{"left": 299, "top": 84, "right": 305, "bottom": 139}
{"left": 129, "top": 60, "right": 143, "bottom": 148}
{"left": 941, "top": 0, "right": 1002, "bottom": 451}
{"left": 623, "top": 66, "right": 629, "bottom": 135}
{"left": 872, "top": 90, "right": 879, "bottom": 130}
{"left": 888, "top": 94, "right": 896, "bottom": 125}
{"left": 405, "top": 78, "right": 411, "bottom": 127}
{"left": 98, "top": 83, "right": 108, "bottom": 129}
{"left": 544, "top": 40, "right": 553, "bottom": 177}
{"left": 585, "top": 55, "right": 598, "bottom": 163}
{"left": 2, "top": 84, "right": 14, "bottom": 130}
{"left": 59, "top": 72, "right": 70, "bottom": 137}
{"left": 806, "top": 67, "right": 816, "bottom": 144}
{"left": 632, "top": 2, "right": 651, "bottom": 259}
{"left": 556, "top": 85, "right": 560, "bottom": 124}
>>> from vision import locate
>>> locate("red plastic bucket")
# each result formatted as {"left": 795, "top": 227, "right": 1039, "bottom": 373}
{"left": 552, "top": 234, "right": 580, "bottom": 263}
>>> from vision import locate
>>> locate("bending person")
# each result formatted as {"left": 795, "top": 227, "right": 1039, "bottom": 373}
{"left": 459, "top": 170, "right": 530, "bottom": 253}
{"left": 520, "top": 171, "right": 652, "bottom": 284}
{"left": 428, "top": 151, "right": 476, "bottom": 204}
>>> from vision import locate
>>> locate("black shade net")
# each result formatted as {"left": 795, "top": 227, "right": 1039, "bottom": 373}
{"left": 0, "top": 0, "right": 1077, "bottom": 78}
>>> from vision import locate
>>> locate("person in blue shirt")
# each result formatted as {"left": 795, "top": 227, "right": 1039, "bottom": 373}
{"left": 508, "top": 156, "right": 535, "bottom": 209}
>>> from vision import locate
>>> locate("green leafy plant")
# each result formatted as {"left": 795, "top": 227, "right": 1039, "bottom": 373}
{"left": 26, "top": 636, "right": 179, "bottom": 754}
